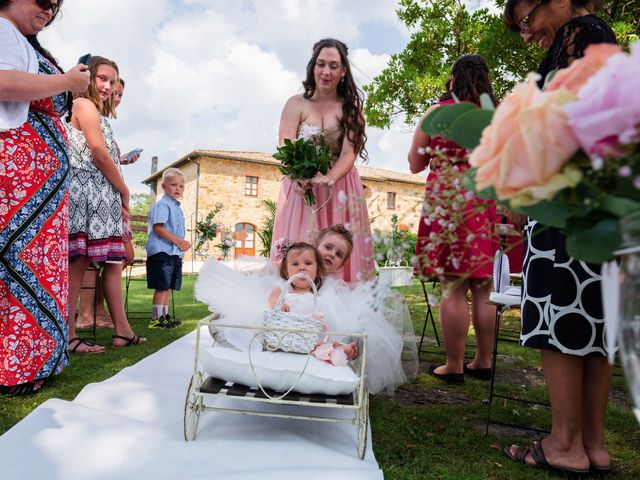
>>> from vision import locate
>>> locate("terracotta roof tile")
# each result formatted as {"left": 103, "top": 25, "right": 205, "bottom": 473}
{"left": 142, "top": 149, "right": 425, "bottom": 185}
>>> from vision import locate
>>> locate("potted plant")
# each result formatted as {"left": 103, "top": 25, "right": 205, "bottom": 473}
{"left": 374, "top": 215, "right": 416, "bottom": 287}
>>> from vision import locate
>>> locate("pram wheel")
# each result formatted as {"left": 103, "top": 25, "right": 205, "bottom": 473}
{"left": 184, "top": 372, "right": 203, "bottom": 440}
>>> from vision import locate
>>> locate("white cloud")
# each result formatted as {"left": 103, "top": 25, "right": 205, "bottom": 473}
{"left": 350, "top": 48, "right": 390, "bottom": 85}
{"left": 38, "top": 0, "right": 421, "bottom": 192}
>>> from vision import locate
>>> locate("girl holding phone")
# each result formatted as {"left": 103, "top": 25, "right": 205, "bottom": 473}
{"left": 66, "top": 56, "right": 145, "bottom": 352}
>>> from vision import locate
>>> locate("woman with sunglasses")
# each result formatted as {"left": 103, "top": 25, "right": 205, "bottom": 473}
{"left": 502, "top": 0, "right": 616, "bottom": 474}
{"left": 0, "top": 0, "right": 89, "bottom": 396}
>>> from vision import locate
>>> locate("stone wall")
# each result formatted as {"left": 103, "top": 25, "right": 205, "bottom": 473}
{"left": 152, "top": 152, "right": 426, "bottom": 261}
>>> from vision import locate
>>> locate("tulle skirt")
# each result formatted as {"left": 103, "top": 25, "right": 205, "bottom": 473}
{"left": 194, "top": 259, "right": 417, "bottom": 394}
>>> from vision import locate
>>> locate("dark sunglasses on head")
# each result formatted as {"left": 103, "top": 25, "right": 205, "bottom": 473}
{"left": 35, "top": 0, "right": 60, "bottom": 16}
{"left": 518, "top": 0, "right": 542, "bottom": 34}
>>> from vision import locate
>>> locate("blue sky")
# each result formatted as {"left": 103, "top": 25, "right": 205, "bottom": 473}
{"left": 41, "top": 0, "right": 495, "bottom": 193}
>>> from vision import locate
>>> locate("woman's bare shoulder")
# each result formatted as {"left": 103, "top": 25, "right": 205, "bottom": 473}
{"left": 424, "top": 104, "right": 440, "bottom": 116}
{"left": 73, "top": 97, "right": 98, "bottom": 113}
{"left": 284, "top": 93, "right": 305, "bottom": 108}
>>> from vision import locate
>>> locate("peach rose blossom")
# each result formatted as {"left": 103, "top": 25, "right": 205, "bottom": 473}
{"left": 469, "top": 74, "right": 581, "bottom": 206}
{"left": 546, "top": 43, "right": 622, "bottom": 94}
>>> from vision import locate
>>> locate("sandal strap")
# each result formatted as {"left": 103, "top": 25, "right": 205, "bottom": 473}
{"left": 0, "top": 382, "right": 37, "bottom": 397}
{"left": 529, "top": 441, "right": 548, "bottom": 467}
{"left": 112, "top": 334, "right": 143, "bottom": 345}
{"left": 513, "top": 445, "right": 529, "bottom": 462}
{"left": 69, "top": 337, "right": 97, "bottom": 352}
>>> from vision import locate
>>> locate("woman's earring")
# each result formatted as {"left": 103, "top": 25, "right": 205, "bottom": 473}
{"left": 340, "top": 76, "right": 345, "bottom": 83}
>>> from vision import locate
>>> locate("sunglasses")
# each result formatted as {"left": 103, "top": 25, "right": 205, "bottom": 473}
{"left": 35, "top": 0, "right": 61, "bottom": 17}
{"left": 517, "top": 0, "right": 542, "bottom": 34}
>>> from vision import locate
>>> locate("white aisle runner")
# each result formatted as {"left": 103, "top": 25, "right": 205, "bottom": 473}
{"left": 0, "top": 328, "right": 383, "bottom": 480}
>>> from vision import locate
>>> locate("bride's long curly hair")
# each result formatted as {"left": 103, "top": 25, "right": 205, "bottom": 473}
{"left": 302, "top": 38, "right": 368, "bottom": 162}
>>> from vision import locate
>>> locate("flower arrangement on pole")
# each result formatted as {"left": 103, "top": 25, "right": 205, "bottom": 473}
{"left": 217, "top": 227, "right": 235, "bottom": 260}
{"left": 423, "top": 43, "right": 640, "bottom": 263}
{"left": 372, "top": 214, "right": 416, "bottom": 267}
{"left": 194, "top": 203, "right": 224, "bottom": 255}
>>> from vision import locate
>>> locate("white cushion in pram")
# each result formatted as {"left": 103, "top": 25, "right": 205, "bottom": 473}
{"left": 199, "top": 345, "right": 360, "bottom": 396}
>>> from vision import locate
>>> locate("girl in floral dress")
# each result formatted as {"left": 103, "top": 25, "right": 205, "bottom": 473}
{"left": 66, "top": 56, "right": 145, "bottom": 352}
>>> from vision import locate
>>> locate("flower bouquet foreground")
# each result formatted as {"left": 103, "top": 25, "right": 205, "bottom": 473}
{"left": 273, "top": 136, "right": 332, "bottom": 206}
{"left": 423, "top": 42, "right": 640, "bottom": 263}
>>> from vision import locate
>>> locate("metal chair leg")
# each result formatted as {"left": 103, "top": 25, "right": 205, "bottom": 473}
{"left": 419, "top": 279, "right": 440, "bottom": 352}
{"left": 485, "top": 306, "right": 502, "bottom": 435}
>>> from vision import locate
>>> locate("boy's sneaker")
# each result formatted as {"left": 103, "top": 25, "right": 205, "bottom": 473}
{"left": 164, "top": 314, "right": 181, "bottom": 327}
{"left": 149, "top": 316, "right": 176, "bottom": 329}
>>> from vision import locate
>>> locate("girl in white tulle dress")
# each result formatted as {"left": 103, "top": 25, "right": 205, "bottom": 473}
{"left": 267, "top": 242, "right": 358, "bottom": 364}
{"left": 315, "top": 226, "right": 418, "bottom": 394}
{"left": 195, "top": 228, "right": 416, "bottom": 394}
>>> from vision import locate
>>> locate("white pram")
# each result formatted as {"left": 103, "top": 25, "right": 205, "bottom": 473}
{"left": 184, "top": 274, "right": 370, "bottom": 459}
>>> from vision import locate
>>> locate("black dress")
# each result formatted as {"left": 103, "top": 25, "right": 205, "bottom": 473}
{"left": 520, "top": 15, "right": 617, "bottom": 357}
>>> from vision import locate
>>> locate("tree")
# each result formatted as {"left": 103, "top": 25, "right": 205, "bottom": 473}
{"left": 130, "top": 192, "right": 150, "bottom": 249}
{"left": 365, "top": 0, "right": 639, "bottom": 128}
{"left": 256, "top": 200, "right": 277, "bottom": 257}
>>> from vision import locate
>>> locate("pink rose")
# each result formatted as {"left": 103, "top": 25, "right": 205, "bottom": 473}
{"left": 562, "top": 42, "right": 640, "bottom": 157}
{"left": 547, "top": 43, "right": 622, "bottom": 94}
{"left": 469, "top": 75, "right": 581, "bottom": 206}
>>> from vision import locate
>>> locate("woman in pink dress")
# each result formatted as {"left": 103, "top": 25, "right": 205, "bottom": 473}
{"left": 271, "top": 38, "right": 373, "bottom": 282}
{"left": 409, "top": 55, "right": 499, "bottom": 384}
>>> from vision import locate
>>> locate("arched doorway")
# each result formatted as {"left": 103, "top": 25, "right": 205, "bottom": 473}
{"left": 234, "top": 223, "right": 255, "bottom": 257}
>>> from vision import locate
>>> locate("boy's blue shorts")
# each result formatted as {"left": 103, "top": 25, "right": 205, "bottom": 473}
{"left": 146, "top": 252, "right": 182, "bottom": 291}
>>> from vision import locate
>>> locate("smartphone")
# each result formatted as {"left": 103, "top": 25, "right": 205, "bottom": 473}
{"left": 121, "top": 148, "right": 143, "bottom": 165}
{"left": 77, "top": 53, "right": 91, "bottom": 65}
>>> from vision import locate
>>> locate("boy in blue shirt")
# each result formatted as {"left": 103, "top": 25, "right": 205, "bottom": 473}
{"left": 146, "top": 168, "right": 191, "bottom": 329}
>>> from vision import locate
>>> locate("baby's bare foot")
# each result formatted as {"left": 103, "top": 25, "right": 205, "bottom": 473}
{"left": 341, "top": 341, "right": 359, "bottom": 360}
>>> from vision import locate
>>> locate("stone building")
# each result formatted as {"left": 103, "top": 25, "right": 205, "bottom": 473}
{"left": 143, "top": 150, "right": 426, "bottom": 261}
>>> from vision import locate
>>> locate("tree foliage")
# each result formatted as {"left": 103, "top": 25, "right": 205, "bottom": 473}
{"left": 364, "top": 0, "right": 639, "bottom": 128}
{"left": 130, "top": 193, "right": 150, "bottom": 249}
{"left": 256, "top": 199, "right": 277, "bottom": 257}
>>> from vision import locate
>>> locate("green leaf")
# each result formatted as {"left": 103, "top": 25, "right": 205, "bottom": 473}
{"left": 564, "top": 217, "right": 621, "bottom": 263}
{"left": 517, "top": 201, "right": 587, "bottom": 228}
{"left": 447, "top": 109, "right": 494, "bottom": 149}
{"left": 421, "top": 103, "right": 476, "bottom": 137}
{"left": 542, "top": 69, "right": 557, "bottom": 88}
{"left": 600, "top": 196, "right": 640, "bottom": 217}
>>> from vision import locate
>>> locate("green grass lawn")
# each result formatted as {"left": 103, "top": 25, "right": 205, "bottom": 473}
{"left": 1, "top": 276, "right": 638, "bottom": 479}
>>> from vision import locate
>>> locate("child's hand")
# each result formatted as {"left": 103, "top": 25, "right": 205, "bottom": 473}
{"left": 176, "top": 239, "right": 191, "bottom": 251}
{"left": 280, "top": 303, "right": 290, "bottom": 312}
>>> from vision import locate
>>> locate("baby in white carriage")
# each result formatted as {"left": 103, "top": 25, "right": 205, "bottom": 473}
{"left": 195, "top": 225, "right": 416, "bottom": 394}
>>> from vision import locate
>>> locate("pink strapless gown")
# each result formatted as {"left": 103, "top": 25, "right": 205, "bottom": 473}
{"left": 272, "top": 169, "right": 374, "bottom": 282}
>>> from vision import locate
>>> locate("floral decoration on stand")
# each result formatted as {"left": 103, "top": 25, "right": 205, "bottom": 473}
{"left": 194, "top": 203, "right": 224, "bottom": 255}
{"left": 372, "top": 214, "right": 417, "bottom": 267}
{"left": 273, "top": 135, "right": 332, "bottom": 206}
{"left": 217, "top": 227, "right": 235, "bottom": 260}
{"left": 423, "top": 42, "right": 640, "bottom": 263}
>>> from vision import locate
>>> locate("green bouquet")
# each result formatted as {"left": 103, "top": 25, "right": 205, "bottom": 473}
{"left": 273, "top": 136, "right": 332, "bottom": 206}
